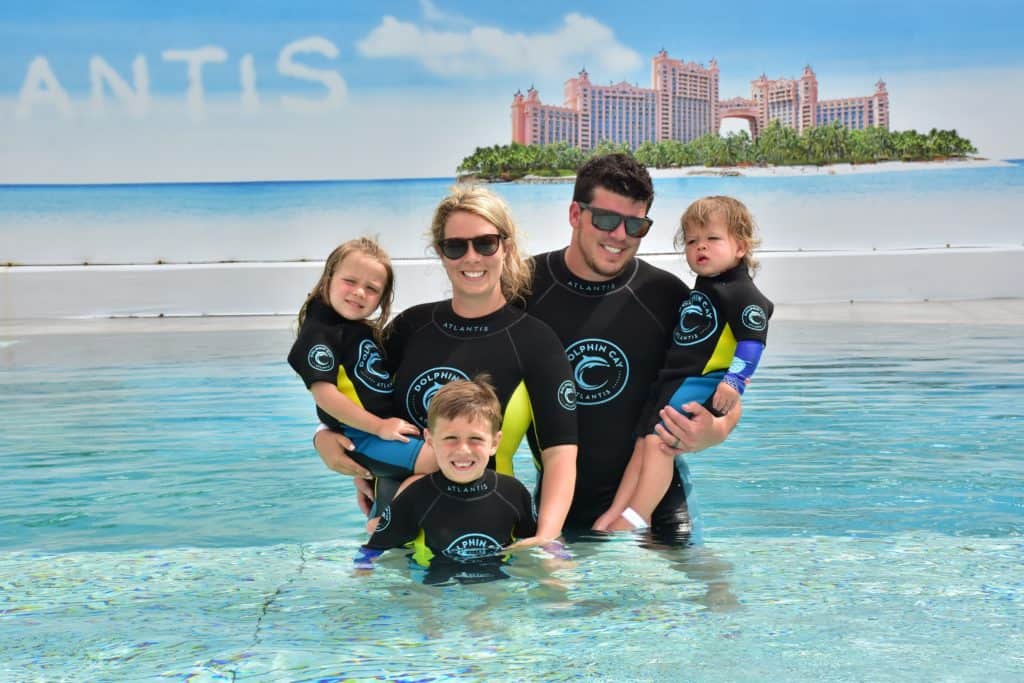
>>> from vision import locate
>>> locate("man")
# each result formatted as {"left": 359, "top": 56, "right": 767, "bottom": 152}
{"left": 315, "top": 153, "right": 737, "bottom": 541}
{"left": 525, "top": 153, "right": 738, "bottom": 538}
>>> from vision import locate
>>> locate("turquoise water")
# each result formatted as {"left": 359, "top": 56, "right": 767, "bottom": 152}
{"left": 2, "top": 319, "right": 1022, "bottom": 680}
{"left": 2, "top": 161, "right": 1023, "bottom": 265}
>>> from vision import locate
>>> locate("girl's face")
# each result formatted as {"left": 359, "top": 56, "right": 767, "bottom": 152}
{"left": 439, "top": 210, "right": 505, "bottom": 306}
{"left": 683, "top": 211, "right": 747, "bottom": 277}
{"left": 327, "top": 251, "right": 389, "bottom": 321}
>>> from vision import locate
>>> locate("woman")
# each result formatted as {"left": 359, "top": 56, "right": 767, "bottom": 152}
{"left": 315, "top": 185, "right": 577, "bottom": 544}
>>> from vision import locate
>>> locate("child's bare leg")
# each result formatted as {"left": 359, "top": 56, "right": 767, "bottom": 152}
{"left": 592, "top": 438, "right": 643, "bottom": 530}
{"left": 607, "top": 434, "right": 676, "bottom": 530}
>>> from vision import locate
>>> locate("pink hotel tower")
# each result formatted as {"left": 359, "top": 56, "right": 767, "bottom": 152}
{"left": 511, "top": 50, "right": 889, "bottom": 149}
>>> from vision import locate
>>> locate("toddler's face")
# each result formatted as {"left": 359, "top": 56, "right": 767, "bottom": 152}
{"left": 683, "top": 211, "right": 746, "bottom": 277}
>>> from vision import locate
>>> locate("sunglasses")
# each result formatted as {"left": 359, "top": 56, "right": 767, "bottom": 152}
{"left": 578, "top": 202, "right": 653, "bottom": 238}
{"left": 436, "top": 233, "right": 505, "bottom": 260}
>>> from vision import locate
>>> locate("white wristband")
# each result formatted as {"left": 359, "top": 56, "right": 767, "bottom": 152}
{"left": 621, "top": 507, "right": 649, "bottom": 529}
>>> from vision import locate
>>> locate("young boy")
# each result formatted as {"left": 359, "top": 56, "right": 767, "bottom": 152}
{"left": 595, "top": 195, "right": 773, "bottom": 532}
{"left": 355, "top": 376, "right": 538, "bottom": 579}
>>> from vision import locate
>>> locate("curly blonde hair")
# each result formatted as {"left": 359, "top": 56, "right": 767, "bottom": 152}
{"left": 429, "top": 185, "right": 533, "bottom": 305}
{"left": 676, "top": 195, "right": 762, "bottom": 275}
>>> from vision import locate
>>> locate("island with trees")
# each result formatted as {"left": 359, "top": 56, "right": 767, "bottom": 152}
{"left": 457, "top": 122, "right": 978, "bottom": 182}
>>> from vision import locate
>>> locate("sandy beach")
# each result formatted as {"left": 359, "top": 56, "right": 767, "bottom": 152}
{"left": 646, "top": 157, "right": 1013, "bottom": 179}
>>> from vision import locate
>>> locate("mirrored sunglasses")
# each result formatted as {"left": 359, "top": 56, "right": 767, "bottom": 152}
{"left": 436, "top": 234, "right": 505, "bottom": 260}
{"left": 578, "top": 202, "right": 653, "bottom": 238}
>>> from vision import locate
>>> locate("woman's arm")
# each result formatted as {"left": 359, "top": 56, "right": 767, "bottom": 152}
{"left": 533, "top": 443, "right": 576, "bottom": 541}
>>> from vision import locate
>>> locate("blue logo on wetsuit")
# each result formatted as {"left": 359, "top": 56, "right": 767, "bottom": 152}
{"left": 307, "top": 344, "right": 335, "bottom": 372}
{"left": 557, "top": 380, "right": 577, "bottom": 411}
{"left": 443, "top": 533, "right": 503, "bottom": 561}
{"left": 565, "top": 338, "right": 628, "bottom": 405}
{"left": 354, "top": 339, "right": 393, "bottom": 393}
{"left": 405, "top": 366, "right": 471, "bottom": 427}
{"left": 741, "top": 305, "right": 768, "bottom": 331}
{"left": 375, "top": 505, "right": 392, "bottom": 533}
{"left": 673, "top": 291, "right": 718, "bottom": 346}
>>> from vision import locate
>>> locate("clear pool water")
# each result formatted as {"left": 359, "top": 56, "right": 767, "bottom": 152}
{"left": 1, "top": 319, "right": 1022, "bottom": 681}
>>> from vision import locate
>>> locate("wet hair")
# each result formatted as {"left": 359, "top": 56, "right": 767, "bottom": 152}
{"left": 429, "top": 185, "right": 532, "bottom": 305}
{"left": 297, "top": 236, "right": 395, "bottom": 343}
{"left": 572, "top": 153, "right": 655, "bottom": 210}
{"left": 426, "top": 374, "right": 503, "bottom": 435}
{"left": 676, "top": 195, "right": 762, "bottom": 275}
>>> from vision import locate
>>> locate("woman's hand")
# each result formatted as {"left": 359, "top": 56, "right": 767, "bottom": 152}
{"left": 313, "top": 428, "right": 371, "bottom": 478}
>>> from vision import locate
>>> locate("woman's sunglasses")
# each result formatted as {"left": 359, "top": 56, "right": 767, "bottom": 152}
{"left": 578, "top": 202, "right": 653, "bottom": 238}
{"left": 436, "top": 234, "right": 505, "bottom": 260}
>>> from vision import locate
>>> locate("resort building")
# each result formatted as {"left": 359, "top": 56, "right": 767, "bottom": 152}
{"left": 511, "top": 53, "right": 888, "bottom": 149}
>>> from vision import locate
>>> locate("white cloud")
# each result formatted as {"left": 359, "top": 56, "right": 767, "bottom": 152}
{"left": 356, "top": 12, "right": 642, "bottom": 79}
{"left": 0, "top": 93, "right": 509, "bottom": 184}
{"left": 418, "top": 0, "right": 471, "bottom": 27}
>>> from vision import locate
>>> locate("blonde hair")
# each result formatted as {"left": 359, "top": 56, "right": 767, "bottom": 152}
{"left": 676, "top": 195, "right": 762, "bottom": 275}
{"left": 426, "top": 374, "right": 503, "bottom": 434}
{"left": 297, "top": 237, "right": 395, "bottom": 344}
{"left": 429, "top": 185, "right": 533, "bottom": 305}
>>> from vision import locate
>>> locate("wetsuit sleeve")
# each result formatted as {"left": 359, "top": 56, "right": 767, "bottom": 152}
{"left": 287, "top": 319, "right": 346, "bottom": 389}
{"left": 363, "top": 478, "right": 428, "bottom": 551}
{"left": 725, "top": 286, "right": 773, "bottom": 345}
{"left": 519, "top": 319, "right": 578, "bottom": 449}
{"left": 723, "top": 339, "right": 764, "bottom": 395}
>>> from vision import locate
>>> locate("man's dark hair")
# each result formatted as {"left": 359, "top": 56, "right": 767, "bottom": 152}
{"left": 572, "top": 153, "right": 654, "bottom": 210}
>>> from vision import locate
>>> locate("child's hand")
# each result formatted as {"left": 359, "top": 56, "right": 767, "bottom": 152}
{"left": 591, "top": 509, "right": 620, "bottom": 531}
{"left": 712, "top": 382, "right": 740, "bottom": 415}
{"left": 376, "top": 418, "right": 420, "bottom": 442}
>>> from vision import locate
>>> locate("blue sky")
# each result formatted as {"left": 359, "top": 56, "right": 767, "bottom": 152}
{"left": 2, "top": 1, "right": 1022, "bottom": 181}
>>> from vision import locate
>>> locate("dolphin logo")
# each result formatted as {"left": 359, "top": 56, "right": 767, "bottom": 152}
{"left": 423, "top": 382, "right": 445, "bottom": 411}
{"left": 741, "top": 305, "right": 768, "bottom": 331}
{"left": 364, "top": 350, "right": 390, "bottom": 379}
{"left": 565, "top": 338, "right": 629, "bottom": 406}
{"left": 574, "top": 354, "right": 610, "bottom": 391}
{"left": 307, "top": 344, "right": 335, "bottom": 372}
{"left": 679, "top": 302, "right": 708, "bottom": 334}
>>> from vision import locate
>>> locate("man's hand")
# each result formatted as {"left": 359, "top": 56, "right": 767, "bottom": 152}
{"left": 654, "top": 400, "right": 738, "bottom": 455}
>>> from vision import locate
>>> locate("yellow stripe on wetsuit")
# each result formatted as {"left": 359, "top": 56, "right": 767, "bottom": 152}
{"left": 336, "top": 368, "right": 364, "bottom": 408}
{"left": 495, "top": 381, "right": 533, "bottom": 476}
{"left": 702, "top": 322, "right": 738, "bottom": 376}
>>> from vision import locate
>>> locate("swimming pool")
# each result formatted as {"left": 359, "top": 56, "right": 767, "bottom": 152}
{"left": 2, "top": 316, "right": 1022, "bottom": 680}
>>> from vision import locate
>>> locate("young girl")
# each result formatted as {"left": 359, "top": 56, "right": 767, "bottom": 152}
{"left": 288, "top": 237, "right": 437, "bottom": 478}
{"left": 594, "top": 196, "right": 773, "bottom": 531}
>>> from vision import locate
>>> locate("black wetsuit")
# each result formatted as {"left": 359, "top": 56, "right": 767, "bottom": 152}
{"left": 385, "top": 300, "right": 578, "bottom": 475}
{"left": 363, "top": 470, "right": 537, "bottom": 584}
{"left": 642, "top": 263, "right": 773, "bottom": 431}
{"left": 288, "top": 300, "right": 423, "bottom": 476}
{"left": 525, "top": 250, "right": 692, "bottom": 535}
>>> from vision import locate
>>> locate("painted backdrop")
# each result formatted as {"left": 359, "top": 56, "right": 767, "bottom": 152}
{"left": 3, "top": 0, "right": 1022, "bottom": 184}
